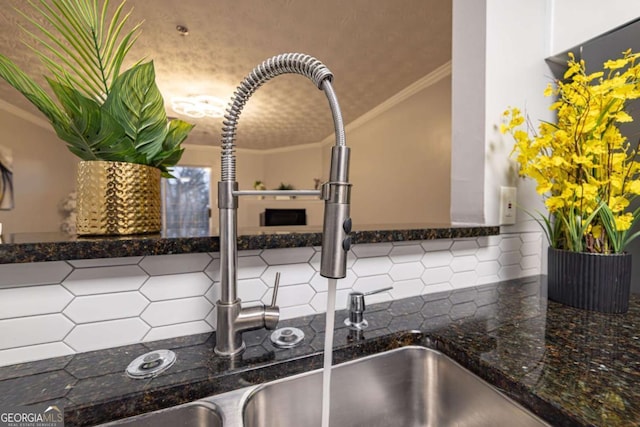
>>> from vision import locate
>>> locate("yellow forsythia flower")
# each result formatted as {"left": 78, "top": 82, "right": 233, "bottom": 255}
{"left": 615, "top": 213, "right": 634, "bottom": 231}
{"left": 501, "top": 49, "right": 640, "bottom": 253}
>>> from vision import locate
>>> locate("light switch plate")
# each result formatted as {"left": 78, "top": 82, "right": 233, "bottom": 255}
{"left": 499, "top": 186, "right": 517, "bottom": 225}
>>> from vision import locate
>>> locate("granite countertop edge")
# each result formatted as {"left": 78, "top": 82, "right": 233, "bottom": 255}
{"left": 0, "top": 225, "right": 499, "bottom": 264}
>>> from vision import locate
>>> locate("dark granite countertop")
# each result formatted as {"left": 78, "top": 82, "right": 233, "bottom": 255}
{"left": 0, "top": 224, "right": 498, "bottom": 264}
{"left": 1, "top": 275, "right": 637, "bottom": 426}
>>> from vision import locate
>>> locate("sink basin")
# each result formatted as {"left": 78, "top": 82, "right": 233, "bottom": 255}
{"left": 243, "top": 346, "right": 548, "bottom": 427}
{"left": 99, "top": 401, "right": 223, "bottom": 427}
{"left": 99, "top": 346, "right": 548, "bottom": 427}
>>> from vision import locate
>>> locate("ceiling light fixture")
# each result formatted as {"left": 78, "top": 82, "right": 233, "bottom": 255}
{"left": 171, "top": 95, "right": 227, "bottom": 119}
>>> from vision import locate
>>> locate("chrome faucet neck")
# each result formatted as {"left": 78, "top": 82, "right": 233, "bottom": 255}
{"left": 215, "top": 53, "right": 351, "bottom": 357}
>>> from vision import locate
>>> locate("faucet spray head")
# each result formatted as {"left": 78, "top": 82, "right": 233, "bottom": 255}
{"left": 320, "top": 145, "right": 351, "bottom": 279}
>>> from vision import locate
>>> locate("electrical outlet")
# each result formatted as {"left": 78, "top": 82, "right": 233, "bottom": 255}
{"left": 499, "top": 186, "right": 517, "bottom": 225}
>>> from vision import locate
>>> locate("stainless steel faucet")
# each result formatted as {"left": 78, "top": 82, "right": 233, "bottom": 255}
{"left": 215, "top": 53, "right": 352, "bottom": 357}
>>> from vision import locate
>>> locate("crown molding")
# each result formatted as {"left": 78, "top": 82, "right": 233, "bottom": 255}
{"left": 4, "top": 61, "right": 452, "bottom": 156}
{"left": 216, "top": 61, "right": 452, "bottom": 156}
{"left": 319, "top": 60, "right": 452, "bottom": 146}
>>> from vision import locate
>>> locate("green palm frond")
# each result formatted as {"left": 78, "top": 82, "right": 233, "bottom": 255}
{"left": 0, "top": 0, "right": 192, "bottom": 169}
{"left": 17, "top": 0, "right": 141, "bottom": 100}
{"left": 48, "top": 78, "right": 139, "bottom": 161}
{"left": 104, "top": 61, "right": 168, "bottom": 158}
{"left": 0, "top": 54, "right": 64, "bottom": 123}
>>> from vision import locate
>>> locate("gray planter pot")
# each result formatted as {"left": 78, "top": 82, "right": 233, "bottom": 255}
{"left": 547, "top": 247, "right": 631, "bottom": 314}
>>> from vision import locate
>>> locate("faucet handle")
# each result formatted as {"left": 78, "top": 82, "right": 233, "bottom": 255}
{"left": 264, "top": 272, "right": 281, "bottom": 330}
{"left": 363, "top": 286, "right": 392, "bottom": 296}
{"left": 270, "top": 272, "right": 281, "bottom": 308}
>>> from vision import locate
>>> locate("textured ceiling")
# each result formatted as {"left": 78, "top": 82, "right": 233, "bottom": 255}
{"left": 0, "top": 0, "right": 451, "bottom": 149}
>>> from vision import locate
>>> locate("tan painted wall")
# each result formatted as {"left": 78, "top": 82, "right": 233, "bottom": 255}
{"left": 0, "top": 111, "right": 77, "bottom": 235}
{"left": 263, "top": 145, "right": 324, "bottom": 191}
{"left": 348, "top": 76, "right": 451, "bottom": 225}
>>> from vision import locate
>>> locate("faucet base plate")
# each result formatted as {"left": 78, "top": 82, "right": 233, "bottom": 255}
{"left": 270, "top": 327, "right": 305, "bottom": 348}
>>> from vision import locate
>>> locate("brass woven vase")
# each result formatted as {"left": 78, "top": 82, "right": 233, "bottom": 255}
{"left": 76, "top": 161, "right": 161, "bottom": 235}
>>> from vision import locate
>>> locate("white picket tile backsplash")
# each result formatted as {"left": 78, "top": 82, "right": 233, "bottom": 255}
{"left": 450, "top": 255, "right": 478, "bottom": 272}
{"left": 389, "top": 262, "right": 424, "bottom": 281}
{"left": 140, "top": 273, "right": 212, "bottom": 301}
{"left": 450, "top": 240, "right": 479, "bottom": 255}
{"left": 0, "top": 285, "right": 73, "bottom": 319}
{"left": 351, "top": 256, "right": 393, "bottom": 277}
{"left": 68, "top": 257, "right": 144, "bottom": 268}
{"left": 477, "top": 260, "right": 501, "bottom": 277}
{"left": 476, "top": 246, "right": 502, "bottom": 261}
{"left": 0, "top": 314, "right": 74, "bottom": 349}
{"left": 451, "top": 271, "right": 479, "bottom": 288}
{"left": 420, "top": 240, "right": 453, "bottom": 252}
{"left": 143, "top": 321, "right": 212, "bottom": 342}
{"left": 350, "top": 242, "right": 393, "bottom": 258}
{"left": 260, "top": 247, "right": 315, "bottom": 265}
{"left": 65, "top": 318, "right": 150, "bottom": 352}
{"left": 389, "top": 244, "right": 424, "bottom": 263}
{"left": 0, "top": 342, "right": 74, "bottom": 367}
{"left": 0, "top": 232, "right": 542, "bottom": 367}
{"left": 64, "top": 292, "right": 149, "bottom": 323}
{"left": 141, "top": 297, "right": 213, "bottom": 327}
{"left": 0, "top": 261, "right": 72, "bottom": 288}
{"left": 421, "top": 251, "right": 454, "bottom": 268}
{"left": 237, "top": 278, "right": 268, "bottom": 301}
{"left": 422, "top": 266, "right": 454, "bottom": 285}
{"left": 62, "top": 265, "right": 148, "bottom": 295}
{"left": 236, "top": 256, "right": 267, "bottom": 279}
{"left": 390, "top": 279, "right": 425, "bottom": 299}
{"left": 353, "top": 275, "right": 394, "bottom": 294}
{"left": 139, "top": 253, "right": 212, "bottom": 275}
{"left": 262, "top": 264, "right": 315, "bottom": 286}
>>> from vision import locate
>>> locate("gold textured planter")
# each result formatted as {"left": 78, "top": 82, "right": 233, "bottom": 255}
{"left": 76, "top": 161, "right": 161, "bottom": 235}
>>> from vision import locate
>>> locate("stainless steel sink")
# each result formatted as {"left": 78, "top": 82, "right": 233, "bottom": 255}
{"left": 242, "top": 346, "right": 548, "bottom": 427}
{"left": 99, "top": 346, "right": 548, "bottom": 427}
{"left": 99, "top": 401, "right": 223, "bottom": 427}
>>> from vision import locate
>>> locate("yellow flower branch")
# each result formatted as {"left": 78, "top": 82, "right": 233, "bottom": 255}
{"left": 502, "top": 50, "right": 640, "bottom": 253}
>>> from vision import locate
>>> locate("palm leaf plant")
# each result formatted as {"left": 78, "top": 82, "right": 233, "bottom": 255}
{"left": 0, "top": 0, "right": 193, "bottom": 176}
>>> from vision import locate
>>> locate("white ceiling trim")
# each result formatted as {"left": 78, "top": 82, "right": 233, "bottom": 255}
{"left": 237, "top": 61, "right": 453, "bottom": 156}
{"left": 0, "top": 60, "right": 452, "bottom": 157}
{"left": 319, "top": 60, "right": 452, "bottom": 147}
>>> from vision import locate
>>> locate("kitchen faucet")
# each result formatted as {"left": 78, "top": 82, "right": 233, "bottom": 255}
{"left": 215, "top": 53, "right": 352, "bottom": 357}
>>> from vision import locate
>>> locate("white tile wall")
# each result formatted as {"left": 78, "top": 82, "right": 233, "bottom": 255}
{"left": 0, "top": 285, "right": 73, "bottom": 319}
{"left": 260, "top": 247, "right": 315, "bottom": 265}
{"left": 139, "top": 253, "right": 212, "bottom": 275}
{"left": 65, "top": 318, "right": 150, "bottom": 352}
{"left": 68, "top": 257, "right": 143, "bottom": 268}
{"left": 141, "top": 297, "right": 214, "bottom": 327}
{"left": 141, "top": 273, "right": 212, "bottom": 301}
{"left": 62, "top": 265, "right": 148, "bottom": 295}
{"left": 64, "top": 292, "right": 149, "bottom": 323}
{"left": 0, "top": 232, "right": 542, "bottom": 367}
{"left": 0, "top": 314, "right": 74, "bottom": 348}
{"left": 0, "top": 261, "right": 72, "bottom": 288}
{"left": 0, "top": 342, "right": 74, "bottom": 367}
